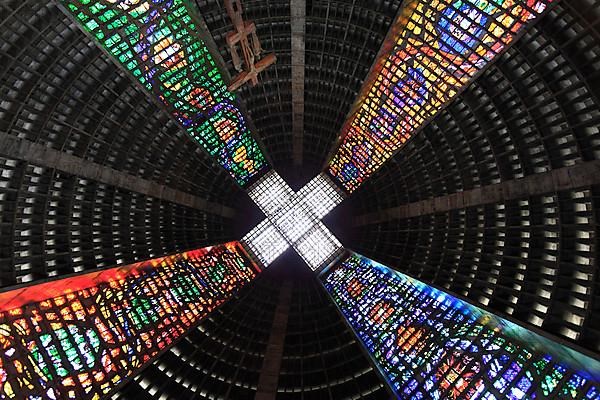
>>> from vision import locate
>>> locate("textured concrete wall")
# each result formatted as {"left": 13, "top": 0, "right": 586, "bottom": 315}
{"left": 255, "top": 280, "right": 292, "bottom": 400}
{"left": 291, "top": 0, "right": 305, "bottom": 166}
{"left": 354, "top": 160, "right": 600, "bottom": 225}
{"left": 0, "top": 132, "right": 235, "bottom": 218}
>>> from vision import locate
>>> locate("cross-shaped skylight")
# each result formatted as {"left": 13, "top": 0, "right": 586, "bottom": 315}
{"left": 4, "top": 1, "right": 583, "bottom": 399}
{"left": 242, "top": 171, "right": 345, "bottom": 271}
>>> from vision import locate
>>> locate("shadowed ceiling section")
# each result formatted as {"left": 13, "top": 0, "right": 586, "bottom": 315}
{"left": 348, "top": 0, "right": 600, "bottom": 354}
{"left": 194, "top": 0, "right": 403, "bottom": 171}
{"left": 0, "top": 1, "right": 241, "bottom": 286}
{"left": 115, "top": 257, "right": 389, "bottom": 399}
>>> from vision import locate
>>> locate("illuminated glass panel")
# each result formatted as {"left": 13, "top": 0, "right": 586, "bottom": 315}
{"left": 328, "top": 0, "right": 553, "bottom": 193}
{"left": 0, "top": 242, "right": 259, "bottom": 399}
{"left": 273, "top": 205, "right": 316, "bottom": 242}
{"left": 248, "top": 171, "right": 295, "bottom": 217}
{"left": 243, "top": 219, "right": 290, "bottom": 266}
{"left": 295, "top": 223, "right": 343, "bottom": 271}
{"left": 60, "top": 0, "right": 268, "bottom": 186}
{"left": 246, "top": 171, "right": 344, "bottom": 270}
{"left": 296, "top": 173, "right": 344, "bottom": 219}
{"left": 322, "top": 253, "right": 600, "bottom": 399}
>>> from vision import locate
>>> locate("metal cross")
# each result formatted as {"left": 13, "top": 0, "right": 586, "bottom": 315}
{"left": 224, "top": 0, "right": 276, "bottom": 91}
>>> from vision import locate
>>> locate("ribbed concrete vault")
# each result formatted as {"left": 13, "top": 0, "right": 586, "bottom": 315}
{"left": 349, "top": 0, "right": 600, "bottom": 355}
{"left": 1, "top": 0, "right": 600, "bottom": 399}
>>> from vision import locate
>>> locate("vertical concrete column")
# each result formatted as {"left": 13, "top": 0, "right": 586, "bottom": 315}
{"left": 291, "top": 0, "right": 306, "bottom": 167}
{"left": 255, "top": 280, "right": 293, "bottom": 400}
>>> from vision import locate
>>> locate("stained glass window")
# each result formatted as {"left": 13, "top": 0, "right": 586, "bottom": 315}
{"left": 328, "top": 0, "right": 554, "bottom": 193}
{"left": 321, "top": 253, "right": 600, "bottom": 398}
{"left": 60, "top": 0, "right": 268, "bottom": 186}
{"left": 0, "top": 242, "right": 259, "bottom": 399}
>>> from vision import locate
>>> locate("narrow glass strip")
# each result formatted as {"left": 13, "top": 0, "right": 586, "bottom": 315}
{"left": 328, "top": 0, "right": 553, "bottom": 193}
{"left": 0, "top": 242, "right": 260, "bottom": 399}
{"left": 60, "top": 0, "right": 269, "bottom": 185}
{"left": 321, "top": 252, "right": 600, "bottom": 399}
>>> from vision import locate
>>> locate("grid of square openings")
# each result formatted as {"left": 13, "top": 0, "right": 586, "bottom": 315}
{"left": 295, "top": 222, "right": 343, "bottom": 271}
{"left": 246, "top": 171, "right": 344, "bottom": 270}
{"left": 242, "top": 219, "right": 289, "bottom": 266}
{"left": 248, "top": 170, "right": 323, "bottom": 244}
{"left": 247, "top": 170, "right": 294, "bottom": 217}
{"left": 297, "top": 173, "right": 345, "bottom": 219}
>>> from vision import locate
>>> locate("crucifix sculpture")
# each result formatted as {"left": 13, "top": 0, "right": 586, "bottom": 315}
{"left": 224, "top": 0, "right": 276, "bottom": 91}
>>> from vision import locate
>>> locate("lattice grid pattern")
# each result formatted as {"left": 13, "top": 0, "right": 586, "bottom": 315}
{"left": 0, "top": 242, "right": 259, "bottom": 399}
{"left": 243, "top": 171, "right": 344, "bottom": 270}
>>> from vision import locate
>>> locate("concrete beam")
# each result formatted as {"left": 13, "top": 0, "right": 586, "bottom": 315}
{"left": 0, "top": 132, "right": 235, "bottom": 218}
{"left": 353, "top": 160, "right": 600, "bottom": 226}
{"left": 255, "top": 280, "right": 292, "bottom": 400}
{"left": 291, "top": 0, "right": 305, "bottom": 167}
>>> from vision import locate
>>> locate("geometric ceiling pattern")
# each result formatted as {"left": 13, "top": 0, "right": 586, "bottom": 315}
{"left": 243, "top": 170, "right": 344, "bottom": 270}
{"left": 1, "top": 0, "right": 600, "bottom": 399}
{"left": 194, "top": 0, "right": 406, "bottom": 168}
